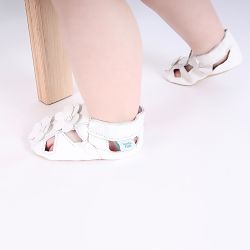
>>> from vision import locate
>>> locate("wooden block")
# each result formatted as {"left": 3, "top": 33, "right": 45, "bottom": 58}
{"left": 24, "top": 0, "right": 73, "bottom": 105}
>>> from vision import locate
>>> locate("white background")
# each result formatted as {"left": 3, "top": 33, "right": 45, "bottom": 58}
{"left": 0, "top": 0, "right": 250, "bottom": 249}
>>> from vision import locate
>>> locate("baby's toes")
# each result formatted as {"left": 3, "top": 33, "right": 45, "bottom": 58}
{"left": 45, "top": 137, "right": 55, "bottom": 151}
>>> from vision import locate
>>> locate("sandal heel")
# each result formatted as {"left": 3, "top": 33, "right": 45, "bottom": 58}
{"left": 212, "top": 42, "right": 243, "bottom": 75}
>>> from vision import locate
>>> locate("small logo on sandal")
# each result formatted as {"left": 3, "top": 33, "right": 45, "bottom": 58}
{"left": 115, "top": 139, "right": 136, "bottom": 152}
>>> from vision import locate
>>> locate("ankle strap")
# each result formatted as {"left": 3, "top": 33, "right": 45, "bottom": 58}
{"left": 195, "top": 29, "right": 235, "bottom": 66}
{"left": 88, "top": 105, "right": 145, "bottom": 141}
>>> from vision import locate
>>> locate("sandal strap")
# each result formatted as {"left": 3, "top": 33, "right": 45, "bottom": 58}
{"left": 193, "top": 29, "right": 233, "bottom": 66}
{"left": 88, "top": 105, "right": 145, "bottom": 141}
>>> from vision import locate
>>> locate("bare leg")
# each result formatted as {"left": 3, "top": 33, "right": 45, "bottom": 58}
{"left": 141, "top": 0, "right": 225, "bottom": 55}
{"left": 47, "top": 0, "right": 143, "bottom": 151}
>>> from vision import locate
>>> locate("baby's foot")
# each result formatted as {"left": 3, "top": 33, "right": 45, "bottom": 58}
{"left": 164, "top": 29, "right": 242, "bottom": 85}
{"left": 28, "top": 103, "right": 145, "bottom": 161}
{"left": 45, "top": 116, "right": 138, "bottom": 152}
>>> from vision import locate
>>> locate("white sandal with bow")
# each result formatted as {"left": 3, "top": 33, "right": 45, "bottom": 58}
{"left": 163, "top": 29, "right": 242, "bottom": 86}
{"left": 28, "top": 103, "right": 145, "bottom": 161}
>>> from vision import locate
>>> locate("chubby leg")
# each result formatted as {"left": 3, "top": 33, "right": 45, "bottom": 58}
{"left": 48, "top": 0, "right": 143, "bottom": 151}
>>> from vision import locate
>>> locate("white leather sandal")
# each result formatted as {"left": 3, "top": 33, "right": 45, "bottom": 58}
{"left": 28, "top": 103, "right": 145, "bottom": 160}
{"left": 163, "top": 29, "right": 242, "bottom": 86}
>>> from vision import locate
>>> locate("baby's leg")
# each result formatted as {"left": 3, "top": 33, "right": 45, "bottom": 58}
{"left": 48, "top": 0, "right": 143, "bottom": 151}
{"left": 141, "top": 0, "right": 225, "bottom": 55}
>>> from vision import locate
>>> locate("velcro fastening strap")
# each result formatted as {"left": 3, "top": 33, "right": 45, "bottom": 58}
{"left": 88, "top": 105, "right": 145, "bottom": 141}
{"left": 195, "top": 29, "right": 234, "bottom": 66}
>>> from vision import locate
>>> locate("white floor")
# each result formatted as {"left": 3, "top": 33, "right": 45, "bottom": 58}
{"left": 0, "top": 0, "right": 250, "bottom": 249}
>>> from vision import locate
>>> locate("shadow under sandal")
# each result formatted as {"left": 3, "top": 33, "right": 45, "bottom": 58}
{"left": 163, "top": 29, "right": 243, "bottom": 86}
{"left": 28, "top": 103, "right": 145, "bottom": 161}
